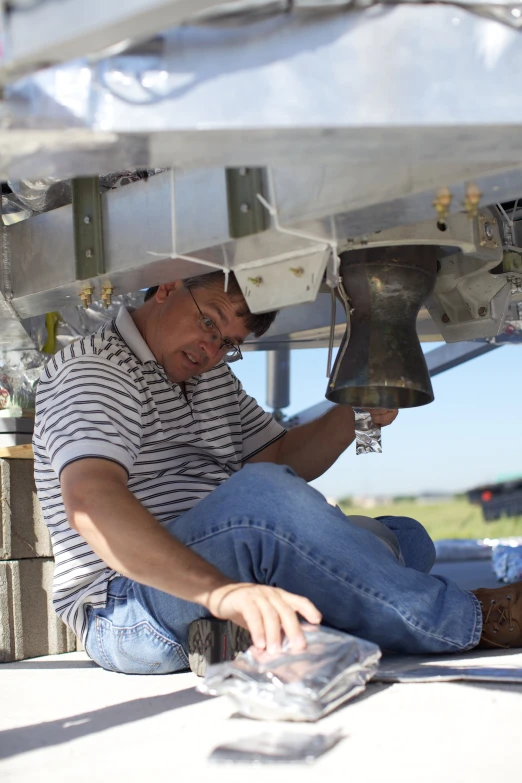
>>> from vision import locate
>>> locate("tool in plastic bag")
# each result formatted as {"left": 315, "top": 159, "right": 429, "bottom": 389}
{"left": 197, "top": 624, "right": 381, "bottom": 722}
{"left": 209, "top": 728, "right": 345, "bottom": 764}
{"left": 353, "top": 408, "right": 382, "bottom": 454}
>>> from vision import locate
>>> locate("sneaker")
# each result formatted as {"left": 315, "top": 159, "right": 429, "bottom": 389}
{"left": 187, "top": 618, "right": 252, "bottom": 677}
{"left": 472, "top": 582, "right": 522, "bottom": 649}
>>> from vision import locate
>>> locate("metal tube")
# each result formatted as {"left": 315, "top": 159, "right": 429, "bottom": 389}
{"left": 266, "top": 347, "right": 290, "bottom": 413}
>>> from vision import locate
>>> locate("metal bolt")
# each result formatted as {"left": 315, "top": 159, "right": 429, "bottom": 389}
{"left": 83, "top": 216, "right": 91, "bottom": 225}
{"left": 478, "top": 306, "right": 488, "bottom": 317}
{"left": 484, "top": 223, "right": 494, "bottom": 241}
{"left": 247, "top": 276, "right": 263, "bottom": 287}
{"left": 240, "top": 202, "right": 250, "bottom": 214}
{"left": 441, "top": 313, "right": 450, "bottom": 324}
{"left": 432, "top": 187, "right": 452, "bottom": 222}
{"left": 85, "top": 249, "right": 93, "bottom": 258}
{"left": 238, "top": 167, "right": 248, "bottom": 176}
{"left": 290, "top": 267, "right": 305, "bottom": 277}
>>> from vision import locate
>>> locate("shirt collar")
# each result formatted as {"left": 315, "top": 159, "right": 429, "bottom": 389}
{"left": 115, "top": 306, "right": 157, "bottom": 364}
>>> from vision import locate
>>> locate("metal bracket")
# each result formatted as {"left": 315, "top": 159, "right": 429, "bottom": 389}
{"left": 226, "top": 168, "right": 268, "bottom": 239}
{"left": 342, "top": 209, "right": 502, "bottom": 262}
{"left": 72, "top": 177, "right": 105, "bottom": 281}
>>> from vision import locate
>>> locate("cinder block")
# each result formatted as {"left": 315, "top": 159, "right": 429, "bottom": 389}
{"left": 0, "top": 558, "right": 76, "bottom": 662}
{"left": 0, "top": 458, "right": 52, "bottom": 560}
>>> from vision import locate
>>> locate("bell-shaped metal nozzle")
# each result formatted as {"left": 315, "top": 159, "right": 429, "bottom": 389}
{"left": 326, "top": 246, "right": 438, "bottom": 409}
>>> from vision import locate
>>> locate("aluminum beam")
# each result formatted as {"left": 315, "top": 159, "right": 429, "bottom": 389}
{"left": 5, "top": 5, "right": 522, "bottom": 175}
{"left": 0, "top": 0, "right": 224, "bottom": 82}
{"left": 291, "top": 341, "right": 505, "bottom": 425}
{"left": 424, "top": 340, "right": 501, "bottom": 376}
{"left": 3, "top": 164, "right": 521, "bottom": 319}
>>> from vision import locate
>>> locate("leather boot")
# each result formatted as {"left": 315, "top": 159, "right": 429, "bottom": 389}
{"left": 472, "top": 582, "right": 522, "bottom": 649}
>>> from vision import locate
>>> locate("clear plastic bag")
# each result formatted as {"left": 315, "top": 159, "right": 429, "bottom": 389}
{"left": 197, "top": 624, "right": 381, "bottom": 722}
{"left": 0, "top": 350, "right": 45, "bottom": 413}
{"left": 209, "top": 728, "right": 345, "bottom": 764}
{"left": 353, "top": 408, "right": 382, "bottom": 455}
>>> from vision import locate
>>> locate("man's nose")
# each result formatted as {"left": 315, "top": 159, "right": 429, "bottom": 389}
{"left": 198, "top": 335, "right": 221, "bottom": 360}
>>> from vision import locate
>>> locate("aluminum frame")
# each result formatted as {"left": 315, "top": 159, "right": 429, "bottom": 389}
{"left": 289, "top": 340, "right": 503, "bottom": 426}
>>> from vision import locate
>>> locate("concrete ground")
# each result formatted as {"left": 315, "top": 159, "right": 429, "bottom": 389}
{"left": 1, "top": 560, "right": 521, "bottom": 783}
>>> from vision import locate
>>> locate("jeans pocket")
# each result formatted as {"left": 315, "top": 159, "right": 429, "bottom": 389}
{"left": 89, "top": 614, "right": 189, "bottom": 675}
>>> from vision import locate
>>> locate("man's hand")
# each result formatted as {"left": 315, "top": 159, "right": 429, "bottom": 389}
{"left": 366, "top": 408, "right": 398, "bottom": 427}
{"left": 206, "top": 582, "right": 322, "bottom": 653}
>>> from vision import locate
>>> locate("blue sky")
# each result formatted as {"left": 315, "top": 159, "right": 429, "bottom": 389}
{"left": 233, "top": 343, "right": 522, "bottom": 500}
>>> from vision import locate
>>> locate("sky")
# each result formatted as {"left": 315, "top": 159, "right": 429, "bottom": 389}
{"left": 232, "top": 342, "right": 522, "bottom": 501}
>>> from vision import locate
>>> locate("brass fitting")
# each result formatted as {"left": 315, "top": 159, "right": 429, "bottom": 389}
{"left": 79, "top": 285, "right": 94, "bottom": 309}
{"left": 432, "top": 187, "right": 452, "bottom": 222}
{"left": 462, "top": 183, "right": 482, "bottom": 219}
{"left": 101, "top": 283, "right": 114, "bottom": 309}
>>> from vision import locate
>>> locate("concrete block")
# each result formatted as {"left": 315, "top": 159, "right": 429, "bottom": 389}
{"left": 0, "top": 558, "right": 76, "bottom": 662}
{"left": 0, "top": 458, "right": 52, "bottom": 560}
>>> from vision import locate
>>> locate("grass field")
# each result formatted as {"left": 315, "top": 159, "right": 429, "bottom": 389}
{"left": 337, "top": 499, "right": 522, "bottom": 541}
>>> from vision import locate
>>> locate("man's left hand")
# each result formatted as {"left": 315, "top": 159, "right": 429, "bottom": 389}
{"left": 366, "top": 408, "right": 398, "bottom": 427}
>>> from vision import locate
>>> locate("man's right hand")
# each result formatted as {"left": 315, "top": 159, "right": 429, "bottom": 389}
{"left": 205, "top": 582, "right": 322, "bottom": 653}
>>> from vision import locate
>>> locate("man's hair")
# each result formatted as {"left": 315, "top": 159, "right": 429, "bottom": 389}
{"left": 144, "top": 271, "right": 278, "bottom": 338}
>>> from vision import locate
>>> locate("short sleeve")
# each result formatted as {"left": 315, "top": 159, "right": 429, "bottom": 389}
{"left": 232, "top": 374, "right": 286, "bottom": 462}
{"left": 35, "top": 355, "right": 142, "bottom": 478}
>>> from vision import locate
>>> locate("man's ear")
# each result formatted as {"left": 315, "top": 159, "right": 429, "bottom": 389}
{"left": 155, "top": 280, "right": 183, "bottom": 303}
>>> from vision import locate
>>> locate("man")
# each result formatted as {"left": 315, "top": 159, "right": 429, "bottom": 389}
{"left": 34, "top": 271, "right": 522, "bottom": 675}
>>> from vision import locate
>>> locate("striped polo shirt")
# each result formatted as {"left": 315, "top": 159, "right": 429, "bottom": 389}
{"left": 33, "top": 307, "right": 285, "bottom": 641}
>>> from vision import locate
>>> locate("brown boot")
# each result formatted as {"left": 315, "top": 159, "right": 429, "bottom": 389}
{"left": 472, "top": 582, "right": 522, "bottom": 649}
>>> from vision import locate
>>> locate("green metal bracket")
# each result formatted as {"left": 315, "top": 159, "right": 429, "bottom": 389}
{"left": 72, "top": 177, "right": 105, "bottom": 280}
{"left": 226, "top": 168, "right": 268, "bottom": 239}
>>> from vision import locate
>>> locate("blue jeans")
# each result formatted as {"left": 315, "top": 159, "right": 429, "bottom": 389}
{"left": 84, "top": 464, "right": 482, "bottom": 674}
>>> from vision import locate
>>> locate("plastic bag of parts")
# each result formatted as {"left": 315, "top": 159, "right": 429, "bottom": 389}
{"left": 209, "top": 728, "right": 345, "bottom": 764}
{"left": 8, "top": 177, "right": 72, "bottom": 214}
{"left": 55, "top": 291, "right": 146, "bottom": 346}
{"left": 197, "top": 624, "right": 381, "bottom": 722}
{"left": 492, "top": 544, "right": 522, "bottom": 583}
{"left": 0, "top": 351, "right": 45, "bottom": 413}
{"left": 2, "top": 194, "right": 33, "bottom": 225}
{"left": 353, "top": 408, "right": 382, "bottom": 455}
{"left": 7, "top": 170, "right": 166, "bottom": 216}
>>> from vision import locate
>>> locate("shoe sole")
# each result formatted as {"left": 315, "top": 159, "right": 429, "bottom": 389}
{"left": 187, "top": 618, "right": 252, "bottom": 677}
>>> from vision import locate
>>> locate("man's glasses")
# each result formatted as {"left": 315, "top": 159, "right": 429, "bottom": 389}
{"left": 188, "top": 288, "right": 243, "bottom": 363}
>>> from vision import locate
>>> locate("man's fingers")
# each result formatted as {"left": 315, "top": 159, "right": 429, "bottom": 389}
{"left": 268, "top": 594, "right": 307, "bottom": 650}
{"left": 256, "top": 596, "right": 285, "bottom": 652}
{"left": 241, "top": 602, "right": 266, "bottom": 650}
{"left": 280, "top": 590, "right": 322, "bottom": 626}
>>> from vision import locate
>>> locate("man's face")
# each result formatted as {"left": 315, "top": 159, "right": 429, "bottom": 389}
{"left": 139, "top": 280, "right": 251, "bottom": 383}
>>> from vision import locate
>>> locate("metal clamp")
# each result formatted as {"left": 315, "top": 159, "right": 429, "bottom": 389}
{"left": 72, "top": 177, "right": 105, "bottom": 282}
{"left": 226, "top": 168, "right": 268, "bottom": 239}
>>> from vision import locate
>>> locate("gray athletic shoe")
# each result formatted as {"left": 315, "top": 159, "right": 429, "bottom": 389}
{"left": 187, "top": 618, "right": 252, "bottom": 677}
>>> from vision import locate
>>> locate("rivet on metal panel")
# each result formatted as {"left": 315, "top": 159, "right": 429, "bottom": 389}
{"left": 462, "top": 183, "right": 482, "bottom": 218}
{"left": 478, "top": 306, "right": 488, "bottom": 317}
{"left": 248, "top": 277, "right": 263, "bottom": 287}
{"left": 432, "top": 187, "right": 452, "bottom": 222}
{"left": 441, "top": 313, "right": 450, "bottom": 323}
{"left": 226, "top": 168, "right": 268, "bottom": 239}
{"left": 290, "top": 267, "right": 305, "bottom": 277}
{"left": 72, "top": 177, "right": 105, "bottom": 281}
